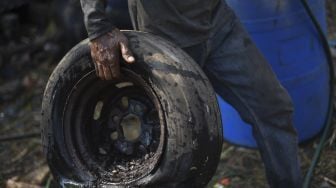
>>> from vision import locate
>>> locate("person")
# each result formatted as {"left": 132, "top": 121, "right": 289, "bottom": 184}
{"left": 80, "top": 0, "right": 302, "bottom": 187}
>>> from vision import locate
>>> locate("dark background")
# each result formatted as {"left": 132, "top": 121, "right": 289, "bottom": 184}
{"left": 0, "top": 0, "right": 335, "bottom": 187}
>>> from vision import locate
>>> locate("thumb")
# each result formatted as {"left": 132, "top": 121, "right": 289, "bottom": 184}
{"left": 120, "top": 42, "right": 135, "bottom": 64}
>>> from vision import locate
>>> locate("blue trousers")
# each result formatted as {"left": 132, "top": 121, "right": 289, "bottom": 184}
{"left": 182, "top": 10, "right": 303, "bottom": 188}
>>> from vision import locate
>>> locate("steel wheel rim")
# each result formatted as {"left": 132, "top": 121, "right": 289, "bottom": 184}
{"left": 62, "top": 69, "right": 165, "bottom": 184}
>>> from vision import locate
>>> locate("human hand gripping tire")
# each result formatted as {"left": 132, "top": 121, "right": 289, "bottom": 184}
{"left": 89, "top": 28, "right": 135, "bottom": 80}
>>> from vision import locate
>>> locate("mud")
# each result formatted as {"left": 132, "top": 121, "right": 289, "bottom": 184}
{"left": 1, "top": 1, "right": 335, "bottom": 187}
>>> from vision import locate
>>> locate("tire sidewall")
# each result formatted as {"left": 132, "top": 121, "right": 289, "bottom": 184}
{"left": 41, "top": 32, "right": 223, "bottom": 187}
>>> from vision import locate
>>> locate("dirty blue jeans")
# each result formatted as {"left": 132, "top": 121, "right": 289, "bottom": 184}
{"left": 182, "top": 11, "right": 303, "bottom": 188}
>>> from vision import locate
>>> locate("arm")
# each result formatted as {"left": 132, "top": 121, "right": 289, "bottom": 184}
{"left": 80, "top": 0, "right": 135, "bottom": 80}
{"left": 80, "top": 0, "right": 113, "bottom": 40}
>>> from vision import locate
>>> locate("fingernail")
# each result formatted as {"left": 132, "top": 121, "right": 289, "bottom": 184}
{"left": 128, "top": 56, "right": 135, "bottom": 62}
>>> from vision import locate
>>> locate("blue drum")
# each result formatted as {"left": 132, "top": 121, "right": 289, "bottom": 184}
{"left": 221, "top": 0, "right": 330, "bottom": 147}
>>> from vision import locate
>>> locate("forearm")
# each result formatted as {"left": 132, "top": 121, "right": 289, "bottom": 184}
{"left": 80, "top": 0, "right": 115, "bottom": 40}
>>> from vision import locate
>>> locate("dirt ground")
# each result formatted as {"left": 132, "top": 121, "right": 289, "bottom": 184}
{"left": 0, "top": 1, "right": 335, "bottom": 188}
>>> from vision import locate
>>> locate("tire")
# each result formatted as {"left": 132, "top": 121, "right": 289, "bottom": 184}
{"left": 41, "top": 31, "right": 223, "bottom": 188}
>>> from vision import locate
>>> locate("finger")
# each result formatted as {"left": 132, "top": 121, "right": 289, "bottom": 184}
{"left": 90, "top": 52, "right": 100, "bottom": 77}
{"left": 109, "top": 63, "right": 120, "bottom": 79}
{"left": 97, "top": 64, "right": 105, "bottom": 80}
{"left": 93, "top": 62, "right": 99, "bottom": 76}
{"left": 120, "top": 42, "right": 135, "bottom": 64}
{"left": 103, "top": 65, "right": 113, "bottom": 80}
{"left": 108, "top": 51, "right": 120, "bottom": 79}
{"left": 90, "top": 45, "right": 103, "bottom": 79}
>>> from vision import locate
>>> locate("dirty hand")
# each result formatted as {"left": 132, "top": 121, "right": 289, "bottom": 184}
{"left": 89, "top": 28, "right": 135, "bottom": 80}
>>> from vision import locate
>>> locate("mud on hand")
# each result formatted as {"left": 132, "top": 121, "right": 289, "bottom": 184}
{"left": 89, "top": 28, "right": 135, "bottom": 80}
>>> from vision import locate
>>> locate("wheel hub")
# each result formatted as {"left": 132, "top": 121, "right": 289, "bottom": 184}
{"left": 100, "top": 96, "right": 155, "bottom": 157}
{"left": 120, "top": 113, "right": 142, "bottom": 142}
{"left": 63, "top": 72, "right": 164, "bottom": 184}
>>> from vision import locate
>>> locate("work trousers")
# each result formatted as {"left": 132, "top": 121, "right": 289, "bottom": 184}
{"left": 129, "top": 2, "right": 302, "bottom": 188}
{"left": 182, "top": 10, "right": 303, "bottom": 188}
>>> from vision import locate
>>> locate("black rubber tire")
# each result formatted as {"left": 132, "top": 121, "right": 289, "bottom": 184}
{"left": 41, "top": 31, "right": 222, "bottom": 188}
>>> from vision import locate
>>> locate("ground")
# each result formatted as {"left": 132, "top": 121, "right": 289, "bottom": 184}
{"left": 0, "top": 1, "right": 335, "bottom": 188}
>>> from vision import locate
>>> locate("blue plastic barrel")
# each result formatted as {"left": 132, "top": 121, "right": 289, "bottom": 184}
{"left": 220, "top": 0, "right": 330, "bottom": 147}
